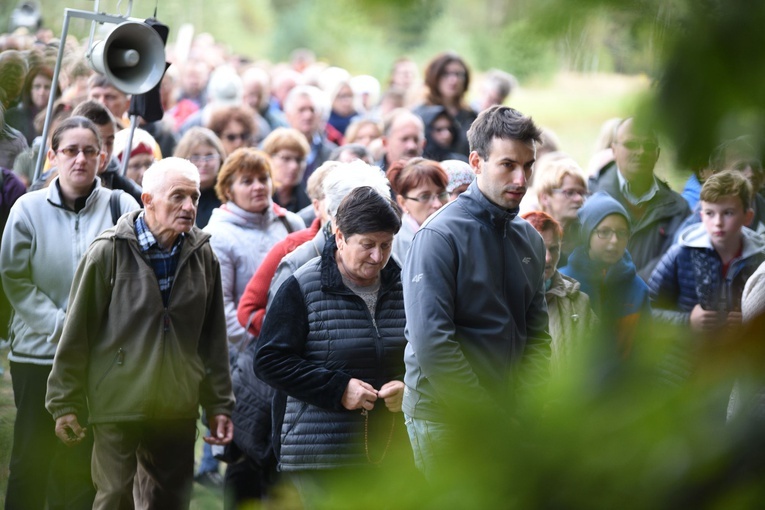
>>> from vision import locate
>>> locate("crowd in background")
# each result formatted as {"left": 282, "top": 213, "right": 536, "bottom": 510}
{"left": 2, "top": 17, "right": 765, "bottom": 510}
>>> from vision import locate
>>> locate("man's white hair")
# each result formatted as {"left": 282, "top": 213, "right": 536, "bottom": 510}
{"left": 323, "top": 161, "right": 390, "bottom": 220}
{"left": 142, "top": 157, "right": 200, "bottom": 196}
{"left": 284, "top": 84, "right": 331, "bottom": 123}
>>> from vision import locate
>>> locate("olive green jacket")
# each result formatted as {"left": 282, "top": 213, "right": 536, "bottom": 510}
{"left": 46, "top": 210, "right": 235, "bottom": 423}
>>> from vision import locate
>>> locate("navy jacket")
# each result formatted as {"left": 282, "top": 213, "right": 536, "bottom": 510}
{"left": 649, "top": 223, "right": 765, "bottom": 325}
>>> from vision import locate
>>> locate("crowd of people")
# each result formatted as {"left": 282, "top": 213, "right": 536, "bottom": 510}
{"left": 1, "top": 20, "right": 765, "bottom": 510}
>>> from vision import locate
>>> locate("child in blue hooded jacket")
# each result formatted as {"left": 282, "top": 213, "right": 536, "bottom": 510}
{"left": 560, "top": 191, "right": 651, "bottom": 357}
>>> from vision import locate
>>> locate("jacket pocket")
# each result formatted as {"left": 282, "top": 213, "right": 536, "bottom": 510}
{"left": 95, "top": 348, "right": 125, "bottom": 391}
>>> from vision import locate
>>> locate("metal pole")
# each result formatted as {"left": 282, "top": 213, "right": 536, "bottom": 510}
{"left": 120, "top": 114, "right": 140, "bottom": 177}
{"left": 34, "top": 9, "right": 71, "bottom": 184}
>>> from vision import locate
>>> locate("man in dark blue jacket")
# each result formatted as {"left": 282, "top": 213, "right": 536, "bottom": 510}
{"left": 402, "top": 105, "right": 551, "bottom": 479}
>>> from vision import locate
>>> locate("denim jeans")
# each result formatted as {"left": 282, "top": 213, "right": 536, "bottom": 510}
{"left": 403, "top": 414, "right": 450, "bottom": 481}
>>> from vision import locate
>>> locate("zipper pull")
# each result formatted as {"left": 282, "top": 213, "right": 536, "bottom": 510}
{"left": 117, "top": 348, "right": 125, "bottom": 365}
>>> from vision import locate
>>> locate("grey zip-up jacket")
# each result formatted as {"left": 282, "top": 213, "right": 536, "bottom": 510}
{"left": 0, "top": 178, "right": 139, "bottom": 364}
{"left": 402, "top": 180, "right": 551, "bottom": 422}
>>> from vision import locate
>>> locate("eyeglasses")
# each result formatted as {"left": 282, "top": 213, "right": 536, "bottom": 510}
{"left": 594, "top": 228, "right": 630, "bottom": 241}
{"left": 616, "top": 140, "right": 659, "bottom": 152}
{"left": 189, "top": 154, "right": 220, "bottom": 164}
{"left": 552, "top": 188, "right": 589, "bottom": 199}
{"left": 223, "top": 133, "right": 250, "bottom": 142}
{"left": 403, "top": 192, "right": 449, "bottom": 204}
{"left": 57, "top": 146, "right": 100, "bottom": 159}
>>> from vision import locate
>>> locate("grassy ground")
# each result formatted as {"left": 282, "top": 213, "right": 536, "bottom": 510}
{"left": 0, "top": 347, "right": 226, "bottom": 509}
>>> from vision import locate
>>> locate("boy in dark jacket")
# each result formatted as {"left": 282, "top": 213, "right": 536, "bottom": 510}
{"left": 649, "top": 170, "right": 765, "bottom": 332}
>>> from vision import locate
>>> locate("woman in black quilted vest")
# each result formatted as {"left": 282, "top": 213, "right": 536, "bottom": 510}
{"left": 255, "top": 185, "right": 411, "bottom": 504}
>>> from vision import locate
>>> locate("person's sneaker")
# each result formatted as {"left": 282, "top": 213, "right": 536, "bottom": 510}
{"left": 194, "top": 471, "right": 224, "bottom": 489}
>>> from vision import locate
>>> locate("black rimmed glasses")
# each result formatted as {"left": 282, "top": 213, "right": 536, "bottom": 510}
{"left": 403, "top": 192, "right": 449, "bottom": 204}
{"left": 594, "top": 228, "right": 630, "bottom": 241}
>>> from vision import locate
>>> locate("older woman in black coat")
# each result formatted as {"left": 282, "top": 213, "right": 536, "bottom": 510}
{"left": 255, "top": 185, "right": 408, "bottom": 500}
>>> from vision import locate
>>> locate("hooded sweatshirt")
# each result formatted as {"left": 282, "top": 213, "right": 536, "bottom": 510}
{"left": 559, "top": 192, "right": 650, "bottom": 356}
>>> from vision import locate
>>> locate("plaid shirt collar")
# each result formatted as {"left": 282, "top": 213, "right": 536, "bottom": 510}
{"left": 135, "top": 211, "right": 184, "bottom": 255}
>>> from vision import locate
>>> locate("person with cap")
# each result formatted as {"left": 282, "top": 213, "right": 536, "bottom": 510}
{"left": 113, "top": 127, "right": 158, "bottom": 187}
{"left": 559, "top": 191, "right": 651, "bottom": 357}
{"left": 440, "top": 159, "right": 474, "bottom": 202}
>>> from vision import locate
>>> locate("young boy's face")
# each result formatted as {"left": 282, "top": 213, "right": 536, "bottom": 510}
{"left": 589, "top": 214, "right": 629, "bottom": 266}
{"left": 701, "top": 195, "right": 753, "bottom": 250}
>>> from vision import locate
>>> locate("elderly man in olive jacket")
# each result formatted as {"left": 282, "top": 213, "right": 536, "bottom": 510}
{"left": 46, "top": 157, "right": 234, "bottom": 510}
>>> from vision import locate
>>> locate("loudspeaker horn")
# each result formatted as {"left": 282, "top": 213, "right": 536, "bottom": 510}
{"left": 88, "top": 21, "right": 166, "bottom": 95}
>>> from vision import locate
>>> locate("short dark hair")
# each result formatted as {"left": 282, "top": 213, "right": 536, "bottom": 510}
{"left": 468, "top": 106, "right": 542, "bottom": 160}
{"left": 51, "top": 116, "right": 102, "bottom": 151}
{"left": 87, "top": 74, "right": 127, "bottom": 95}
{"left": 334, "top": 186, "right": 402, "bottom": 238}
{"left": 72, "top": 99, "right": 116, "bottom": 128}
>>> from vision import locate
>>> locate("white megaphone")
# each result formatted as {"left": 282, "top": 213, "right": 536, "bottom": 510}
{"left": 88, "top": 21, "right": 165, "bottom": 95}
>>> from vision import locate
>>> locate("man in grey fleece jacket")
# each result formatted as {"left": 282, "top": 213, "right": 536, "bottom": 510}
{"left": 402, "top": 106, "right": 551, "bottom": 479}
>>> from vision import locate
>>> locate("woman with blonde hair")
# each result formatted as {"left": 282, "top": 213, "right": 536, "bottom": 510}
{"left": 262, "top": 127, "right": 311, "bottom": 213}
{"left": 174, "top": 126, "right": 226, "bottom": 228}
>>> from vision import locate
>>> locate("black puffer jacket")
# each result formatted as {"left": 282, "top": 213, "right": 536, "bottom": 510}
{"left": 255, "top": 238, "right": 407, "bottom": 471}
{"left": 229, "top": 340, "right": 276, "bottom": 469}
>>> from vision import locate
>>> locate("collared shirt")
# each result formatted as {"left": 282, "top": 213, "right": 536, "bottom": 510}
{"left": 135, "top": 212, "right": 184, "bottom": 306}
{"left": 616, "top": 168, "right": 660, "bottom": 206}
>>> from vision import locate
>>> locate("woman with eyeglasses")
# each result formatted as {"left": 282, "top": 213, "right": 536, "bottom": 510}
{"left": 559, "top": 191, "right": 650, "bottom": 358}
{"left": 412, "top": 52, "right": 477, "bottom": 156}
{"left": 0, "top": 116, "right": 140, "bottom": 510}
{"left": 387, "top": 157, "right": 449, "bottom": 265}
{"left": 534, "top": 154, "right": 591, "bottom": 267}
{"left": 174, "top": 127, "right": 227, "bottom": 228}
{"left": 262, "top": 127, "right": 312, "bottom": 214}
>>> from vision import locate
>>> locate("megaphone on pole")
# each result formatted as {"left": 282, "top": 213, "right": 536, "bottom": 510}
{"left": 88, "top": 20, "right": 166, "bottom": 95}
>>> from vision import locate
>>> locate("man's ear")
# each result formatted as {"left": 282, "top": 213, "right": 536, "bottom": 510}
{"left": 141, "top": 193, "right": 152, "bottom": 209}
{"left": 468, "top": 151, "right": 482, "bottom": 175}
